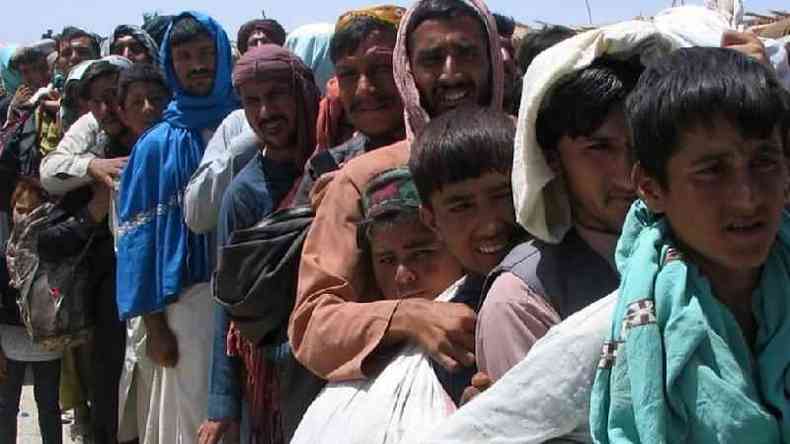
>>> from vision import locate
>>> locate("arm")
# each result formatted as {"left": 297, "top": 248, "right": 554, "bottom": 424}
{"left": 206, "top": 305, "right": 242, "bottom": 421}
{"left": 37, "top": 187, "right": 106, "bottom": 261}
{"left": 475, "top": 272, "right": 561, "bottom": 382}
{"left": 39, "top": 113, "right": 102, "bottom": 195}
{"left": 183, "top": 112, "right": 257, "bottom": 234}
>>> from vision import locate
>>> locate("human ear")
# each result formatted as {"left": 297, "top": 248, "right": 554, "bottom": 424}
{"left": 632, "top": 163, "right": 666, "bottom": 214}
{"left": 419, "top": 205, "right": 443, "bottom": 241}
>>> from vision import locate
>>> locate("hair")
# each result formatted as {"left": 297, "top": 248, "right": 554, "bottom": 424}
{"left": 409, "top": 105, "right": 515, "bottom": 204}
{"left": 407, "top": 0, "right": 484, "bottom": 54}
{"left": 493, "top": 13, "right": 515, "bottom": 39}
{"left": 79, "top": 61, "right": 122, "bottom": 100}
{"left": 169, "top": 16, "right": 211, "bottom": 47}
{"left": 536, "top": 57, "right": 642, "bottom": 154}
{"left": 363, "top": 210, "right": 424, "bottom": 248}
{"left": 10, "top": 177, "right": 47, "bottom": 212}
{"left": 58, "top": 26, "right": 100, "bottom": 56}
{"left": 628, "top": 47, "right": 790, "bottom": 188}
{"left": 143, "top": 15, "right": 175, "bottom": 47}
{"left": 117, "top": 63, "right": 169, "bottom": 107}
{"left": 9, "top": 47, "right": 48, "bottom": 72}
{"left": 516, "top": 25, "right": 576, "bottom": 74}
{"left": 330, "top": 17, "right": 397, "bottom": 64}
{"left": 237, "top": 19, "right": 287, "bottom": 54}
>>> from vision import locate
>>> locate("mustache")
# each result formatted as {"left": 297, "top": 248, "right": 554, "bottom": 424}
{"left": 187, "top": 69, "right": 212, "bottom": 79}
{"left": 349, "top": 94, "right": 394, "bottom": 113}
{"left": 258, "top": 115, "right": 287, "bottom": 127}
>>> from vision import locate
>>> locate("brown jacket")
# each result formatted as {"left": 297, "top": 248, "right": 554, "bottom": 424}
{"left": 289, "top": 141, "right": 409, "bottom": 381}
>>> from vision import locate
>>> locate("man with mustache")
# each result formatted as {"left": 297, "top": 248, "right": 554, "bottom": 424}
{"left": 289, "top": 0, "right": 504, "bottom": 402}
{"left": 291, "top": 5, "right": 406, "bottom": 207}
{"left": 115, "top": 12, "right": 238, "bottom": 443}
{"left": 199, "top": 43, "right": 322, "bottom": 444}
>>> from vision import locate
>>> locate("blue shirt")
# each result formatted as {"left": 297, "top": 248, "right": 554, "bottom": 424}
{"left": 207, "top": 151, "right": 300, "bottom": 420}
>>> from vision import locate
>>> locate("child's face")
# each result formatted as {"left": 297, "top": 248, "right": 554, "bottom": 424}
{"left": 13, "top": 190, "right": 43, "bottom": 224}
{"left": 369, "top": 217, "right": 463, "bottom": 300}
{"left": 421, "top": 171, "right": 520, "bottom": 276}
{"left": 117, "top": 81, "right": 169, "bottom": 140}
{"left": 553, "top": 106, "right": 635, "bottom": 235}
{"left": 638, "top": 117, "right": 787, "bottom": 280}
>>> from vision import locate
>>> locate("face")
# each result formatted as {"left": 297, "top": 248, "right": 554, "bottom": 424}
{"left": 117, "top": 81, "right": 169, "bottom": 139}
{"left": 13, "top": 189, "right": 43, "bottom": 225}
{"left": 171, "top": 34, "right": 216, "bottom": 96}
{"left": 335, "top": 29, "right": 403, "bottom": 140}
{"left": 60, "top": 36, "right": 97, "bottom": 72}
{"left": 409, "top": 15, "right": 491, "bottom": 117}
{"left": 500, "top": 39, "right": 520, "bottom": 113}
{"left": 370, "top": 217, "right": 463, "bottom": 300}
{"left": 421, "top": 171, "right": 520, "bottom": 276}
{"left": 637, "top": 118, "right": 787, "bottom": 282}
{"left": 17, "top": 61, "right": 50, "bottom": 90}
{"left": 87, "top": 73, "right": 124, "bottom": 137}
{"left": 112, "top": 34, "right": 151, "bottom": 64}
{"left": 553, "top": 107, "right": 635, "bottom": 235}
{"left": 238, "top": 76, "right": 298, "bottom": 156}
{"left": 246, "top": 30, "right": 272, "bottom": 52}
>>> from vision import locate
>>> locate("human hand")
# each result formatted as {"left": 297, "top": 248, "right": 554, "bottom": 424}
{"left": 0, "top": 348, "right": 7, "bottom": 384}
{"left": 87, "top": 182, "right": 112, "bottom": 223}
{"left": 390, "top": 299, "right": 477, "bottom": 372}
{"left": 87, "top": 157, "right": 128, "bottom": 188}
{"left": 145, "top": 321, "right": 179, "bottom": 368}
{"left": 722, "top": 30, "right": 769, "bottom": 66}
{"left": 197, "top": 419, "right": 239, "bottom": 444}
{"left": 309, "top": 170, "right": 341, "bottom": 210}
{"left": 460, "top": 371, "right": 493, "bottom": 405}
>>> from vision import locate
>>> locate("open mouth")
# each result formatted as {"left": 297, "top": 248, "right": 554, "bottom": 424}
{"left": 476, "top": 240, "right": 509, "bottom": 256}
{"left": 260, "top": 118, "right": 286, "bottom": 135}
{"left": 725, "top": 220, "right": 765, "bottom": 235}
{"left": 437, "top": 87, "right": 473, "bottom": 109}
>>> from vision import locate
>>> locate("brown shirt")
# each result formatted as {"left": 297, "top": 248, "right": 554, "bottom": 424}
{"left": 289, "top": 141, "right": 410, "bottom": 381}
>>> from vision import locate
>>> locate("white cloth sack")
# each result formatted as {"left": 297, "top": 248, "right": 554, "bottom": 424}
{"left": 291, "top": 280, "right": 463, "bottom": 444}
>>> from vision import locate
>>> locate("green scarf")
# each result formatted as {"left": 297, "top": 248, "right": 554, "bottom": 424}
{"left": 590, "top": 201, "right": 790, "bottom": 443}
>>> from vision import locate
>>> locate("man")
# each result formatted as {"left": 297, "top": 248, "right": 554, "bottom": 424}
{"left": 198, "top": 43, "right": 321, "bottom": 444}
{"left": 236, "top": 18, "right": 287, "bottom": 54}
{"left": 493, "top": 13, "right": 521, "bottom": 115}
{"left": 183, "top": 16, "right": 289, "bottom": 234}
{"left": 475, "top": 55, "right": 641, "bottom": 382}
{"left": 289, "top": 0, "right": 503, "bottom": 389}
{"left": 115, "top": 12, "right": 237, "bottom": 443}
{"left": 105, "top": 25, "right": 160, "bottom": 65}
{"left": 292, "top": 5, "right": 406, "bottom": 207}
{"left": 57, "top": 27, "right": 100, "bottom": 76}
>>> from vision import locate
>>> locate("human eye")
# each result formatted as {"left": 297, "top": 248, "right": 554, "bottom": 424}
{"left": 448, "top": 201, "right": 474, "bottom": 214}
{"left": 694, "top": 161, "right": 722, "bottom": 179}
{"left": 377, "top": 255, "right": 396, "bottom": 266}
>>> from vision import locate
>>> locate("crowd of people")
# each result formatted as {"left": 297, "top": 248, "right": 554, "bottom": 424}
{"left": 0, "top": 0, "right": 789, "bottom": 443}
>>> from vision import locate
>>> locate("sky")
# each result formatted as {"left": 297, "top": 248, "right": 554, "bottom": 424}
{"left": 0, "top": 0, "right": 783, "bottom": 44}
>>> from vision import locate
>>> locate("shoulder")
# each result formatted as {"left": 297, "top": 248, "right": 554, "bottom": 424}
{"left": 342, "top": 140, "right": 409, "bottom": 191}
{"left": 326, "top": 134, "right": 368, "bottom": 162}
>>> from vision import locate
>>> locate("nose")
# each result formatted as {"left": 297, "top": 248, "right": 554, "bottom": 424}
{"left": 394, "top": 263, "right": 417, "bottom": 286}
{"left": 355, "top": 72, "right": 376, "bottom": 97}
{"left": 439, "top": 54, "right": 462, "bottom": 84}
{"left": 612, "top": 147, "right": 636, "bottom": 192}
{"left": 729, "top": 166, "right": 760, "bottom": 212}
{"left": 141, "top": 97, "right": 155, "bottom": 114}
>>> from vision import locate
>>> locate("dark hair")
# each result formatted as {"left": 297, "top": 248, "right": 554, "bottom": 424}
{"left": 169, "top": 16, "right": 211, "bottom": 47}
{"left": 117, "top": 63, "right": 169, "bottom": 107}
{"left": 536, "top": 57, "right": 642, "bottom": 154}
{"left": 628, "top": 47, "right": 789, "bottom": 187}
{"left": 9, "top": 47, "right": 47, "bottom": 71}
{"left": 407, "top": 0, "right": 483, "bottom": 54}
{"left": 59, "top": 26, "right": 100, "bottom": 56}
{"left": 143, "top": 15, "right": 175, "bottom": 47}
{"left": 516, "top": 25, "right": 576, "bottom": 74}
{"left": 79, "top": 61, "right": 122, "bottom": 100}
{"left": 409, "top": 106, "right": 515, "bottom": 203}
{"left": 11, "top": 177, "right": 47, "bottom": 212}
{"left": 493, "top": 13, "right": 515, "bottom": 39}
{"left": 330, "top": 16, "right": 397, "bottom": 64}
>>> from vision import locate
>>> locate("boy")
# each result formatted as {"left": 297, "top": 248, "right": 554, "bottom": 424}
{"left": 408, "top": 105, "right": 524, "bottom": 401}
{"left": 592, "top": 46, "right": 790, "bottom": 443}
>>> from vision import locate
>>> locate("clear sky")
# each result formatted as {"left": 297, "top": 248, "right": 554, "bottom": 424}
{"left": 0, "top": 0, "right": 783, "bottom": 44}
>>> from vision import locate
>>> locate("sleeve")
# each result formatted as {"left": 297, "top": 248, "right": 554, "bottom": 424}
{"left": 475, "top": 272, "right": 562, "bottom": 382}
{"left": 207, "top": 304, "right": 242, "bottom": 420}
{"left": 39, "top": 113, "right": 102, "bottom": 196}
{"left": 288, "top": 168, "right": 400, "bottom": 382}
{"left": 37, "top": 207, "right": 98, "bottom": 262}
{"left": 290, "top": 171, "right": 315, "bottom": 208}
{"left": 183, "top": 113, "right": 256, "bottom": 234}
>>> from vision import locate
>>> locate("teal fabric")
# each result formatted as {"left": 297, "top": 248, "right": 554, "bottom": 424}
{"left": 590, "top": 201, "right": 790, "bottom": 444}
{"left": 285, "top": 23, "right": 334, "bottom": 94}
{"left": 0, "top": 45, "right": 21, "bottom": 94}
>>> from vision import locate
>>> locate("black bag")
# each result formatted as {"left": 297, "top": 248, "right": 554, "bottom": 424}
{"left": 213, "top": 206, "right": 314, "bottom": 345}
